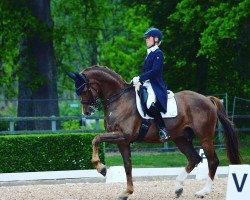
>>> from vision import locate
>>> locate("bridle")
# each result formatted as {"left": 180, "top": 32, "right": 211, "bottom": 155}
{"left": 77, "top": 74, "right": 133, "bottom": 109}
{"left": 80, "top": 87, "right": 97, "bottom": 106}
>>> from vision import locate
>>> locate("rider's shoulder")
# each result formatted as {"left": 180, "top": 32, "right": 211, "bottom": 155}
{"left": 154, "top": 48, "right": 164, "bottom": 57}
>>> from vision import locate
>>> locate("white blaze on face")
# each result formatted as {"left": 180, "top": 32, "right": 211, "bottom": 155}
{"left": 82, "top": 105, "right": 85, "bottom": 115}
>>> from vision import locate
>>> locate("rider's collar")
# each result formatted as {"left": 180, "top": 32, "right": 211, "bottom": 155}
{"left": 147, "top": 45, "right": 158, "bottom": 55}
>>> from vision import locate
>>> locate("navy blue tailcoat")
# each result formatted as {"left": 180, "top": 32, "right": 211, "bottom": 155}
{"left": 139, "top": 48, "right": 167, "bottom": 113}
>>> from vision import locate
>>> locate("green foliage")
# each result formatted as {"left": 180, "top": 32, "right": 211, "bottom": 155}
{"left": 52, "top": 1, "right": 150, "bottom": 89}
{"left": 105, "top": 134, "right": 250, "bottom": 168}
{"left": 106, "top": 152, "right": 187, "bottom": 168}
{"left": 0, "top": 122, "right": 9, "bottom": 131}
{"left": 59, "top": 100, "right": 81, "bottom": 116}
{"left": 51, "top": 0, "right": 109, "bottom": 95}
{"left": 198, "top": 0, "right": 250, "bottom": 59}
{"left": 1, "top": 0, "right": 51, "bottom": 98}
{"left": 99, "top": 5, "right": 151, "bottom": 81}
{"left": 0, "top": 105, "right": 16, "bottom": 130}
{"left": 165, "top": 0, "right": 250, "bottom": 97}
{"left": 62, "top": 120, "right": 81, "bottom": 130}
{"left": 0, "top": 133, "right": 105, "bottom": 173}
{"left": 1, "top": 0, "right": 249, "bottom": 102}
{"left": 1, "top": 1, "right": 26, "bottom": 98}
{"left": 62, "top": 118, "right": 105, "bottom": 131}
{"left": 106, "top": 146, "right": 250, "bottom": 168}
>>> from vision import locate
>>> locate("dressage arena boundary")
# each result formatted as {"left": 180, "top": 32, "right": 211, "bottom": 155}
{"left": 1, "top": 165, "right": 249, "bottom": 199}
{"left": 0, "top": 166, "right": 229, "bottom": 186}
{"left": 226, "top": 165, "right": 250, "bottom": 200}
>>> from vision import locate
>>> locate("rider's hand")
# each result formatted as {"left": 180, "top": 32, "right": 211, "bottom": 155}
{"left": 135, "top": 82, "right": 141, "bottom": 91}
{"left": 132, "top": 76, "right": 140, "bottom": 85}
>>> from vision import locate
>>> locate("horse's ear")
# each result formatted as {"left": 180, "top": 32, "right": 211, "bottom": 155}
{"left": 75, "top": 72, "right": 88, "bottom": 83}
{"left": 67, "top": 71, "right": 77, "bottom": 81}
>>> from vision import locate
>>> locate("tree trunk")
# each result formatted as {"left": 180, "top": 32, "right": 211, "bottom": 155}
{"left": 196, "top": 56, "right": 208, "bottom": 94}
{"left": 90, "top": 40, "right": 98, "bottom": 65}
{"left": 17, "top": 0, "right": 59, "bottom": 130}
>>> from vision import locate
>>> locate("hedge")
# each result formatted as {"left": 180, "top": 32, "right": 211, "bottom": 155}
{"left": 0, "top": 133, "right": 105, "bottom": 173}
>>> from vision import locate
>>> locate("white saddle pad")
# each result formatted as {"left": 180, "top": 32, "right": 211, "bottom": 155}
{"left": 135, "top": 89, "right": 178, "bottom": 119}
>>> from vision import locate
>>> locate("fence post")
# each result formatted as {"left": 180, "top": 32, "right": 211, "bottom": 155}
{"left": 10, "top": 120, "right": 15, "bottom": 133}
{"left": 95, "top": 117, "right": 100, "bottom": 131}
{"left": 218, "top": 99, "right": 224, "bottom": 144}
{"left": 232, "top": 96, "right": 236, "bottom": 122}
{"left": 218, "top": 121, "right": 223, "bottom": 144}
{"left": 51, "top": 115, "right": 56, "bottom": 132}
{"left": 164, "top": 142, "right": 168, "bottom": 150}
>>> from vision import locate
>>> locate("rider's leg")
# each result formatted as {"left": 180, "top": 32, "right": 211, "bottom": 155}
{"left": 148, "top": 102, "right": 170, "bottom": 142}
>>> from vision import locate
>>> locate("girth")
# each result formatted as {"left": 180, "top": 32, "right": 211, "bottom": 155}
{"left": 134, "top": 119, "right": 151, "bottom": 142}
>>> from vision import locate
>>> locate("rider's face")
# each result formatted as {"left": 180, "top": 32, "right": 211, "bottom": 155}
{"left": 145, "top": 36, "right": 154, "bottom": 47}
{"left": 146, "top": 36, "right": 159, "bottom": 47}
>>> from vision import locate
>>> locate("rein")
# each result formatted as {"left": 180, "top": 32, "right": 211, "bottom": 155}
{"left": 102, "top": 84, "right": 133, "bottom": 107}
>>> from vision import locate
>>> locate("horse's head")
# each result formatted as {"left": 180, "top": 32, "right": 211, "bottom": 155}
{"left": 67, "top": 71, "right": 98, "bottom": 116}
{"left": 67, "top": 66, "right": 130, "bottom": 116}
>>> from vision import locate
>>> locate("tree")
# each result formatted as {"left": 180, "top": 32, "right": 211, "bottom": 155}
{"left": 122, "top": 0, "right": 250, "bottom": 98}
{"left": 16, "top": 0, "right": 59, "bottom": 130}
{"left": 99, "top": 4, "right": 151, "bottom": 81}
{"left": 51, "top": 0, "right": 108, "bottom": 96}
{"left": 0, "top": 0, "right": 25, "bottom": 99}
{"left": 167, "top": 0, "right": 250, "bottom": 97}
{"left": 52, "top": 0, "right": 150, "bottom": 89}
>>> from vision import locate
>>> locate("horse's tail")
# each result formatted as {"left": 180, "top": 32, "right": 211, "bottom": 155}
{"left": 208, "top": 96, "right": 241, "bottom": 164}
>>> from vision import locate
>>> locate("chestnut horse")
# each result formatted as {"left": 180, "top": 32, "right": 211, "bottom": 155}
{"left": 67, "top": 65, "right": 240, "bottom": 199}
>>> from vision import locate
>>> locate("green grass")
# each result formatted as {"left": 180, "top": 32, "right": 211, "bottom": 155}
{"left": 105, "top": 147, "right": 250, "bottom": 168}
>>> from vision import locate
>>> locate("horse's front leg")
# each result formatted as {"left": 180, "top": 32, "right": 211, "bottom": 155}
{"left": 117, "top": 143, "right": 133, "bottom": 200}
{"left": 92, "top": 132, "right": 126, "bottom": 176}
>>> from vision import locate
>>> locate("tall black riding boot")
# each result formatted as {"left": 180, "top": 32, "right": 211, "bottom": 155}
{"left": 149, "top": 103, "right": 170, "bottom": 142}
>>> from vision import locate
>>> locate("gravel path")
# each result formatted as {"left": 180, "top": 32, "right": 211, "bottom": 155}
{"left": 0, "top": 178, "right": 227, "bottom": 200}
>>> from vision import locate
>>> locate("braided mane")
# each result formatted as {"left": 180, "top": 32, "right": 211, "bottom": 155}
{"left": 83, "top": 65, "right": 126, "bottom": 84}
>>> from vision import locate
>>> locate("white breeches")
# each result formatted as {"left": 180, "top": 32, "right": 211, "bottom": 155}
{"left": 143, "top": 81, "right": 156, "bottom": 109}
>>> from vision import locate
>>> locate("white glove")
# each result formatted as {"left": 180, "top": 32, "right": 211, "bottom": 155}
{"left": 135, "top": 82, "right": 141, "bottom": 91}
{"left": 132, "top": 76, "right": 140, "bottom": 85}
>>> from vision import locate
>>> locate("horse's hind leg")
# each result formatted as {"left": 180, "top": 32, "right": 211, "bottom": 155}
{"left": 195, "top": 140, "right": 219, "bottom": 198}
{"left": 173, "top": 136, "right": 202, "bottom": 197}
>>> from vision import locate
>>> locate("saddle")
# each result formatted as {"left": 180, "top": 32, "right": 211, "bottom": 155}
{"left": 134, "top": 87, "right": 177, "bottom": 142}
{"left": 136, "top": 86, "right": 178, "bottom": 119}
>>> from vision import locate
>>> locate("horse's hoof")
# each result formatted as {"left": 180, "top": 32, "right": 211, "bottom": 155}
{"left": 100, "top": 166, "right": 107, "bottom": 177}
{"left": 118, "top": 192, "right": 129, "bottom": 200}
{"left": 118, "top": 196, "right": 128, "bottom": 200}
{"left": 175, "top": 188, "right": 183, "bottom": 198}
{"left": 195, "top": 189, "right": 209, "bottom": 198}
{"left": 195, "top": 191, "right": 207, "bottom": 198}
{"left": 195, "top": 194, "right": 204, "bottom": 198}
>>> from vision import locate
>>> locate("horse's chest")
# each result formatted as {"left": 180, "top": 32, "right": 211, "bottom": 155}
{"left": 104, "top": 111, "right": 118, "bottom": 131}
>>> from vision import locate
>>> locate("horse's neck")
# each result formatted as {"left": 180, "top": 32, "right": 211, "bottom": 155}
{"left": 89, "top": 70, "right": 126, "bottom": 100}
{"left": 101, "top": 81, "right": 127, "bottom": 100}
